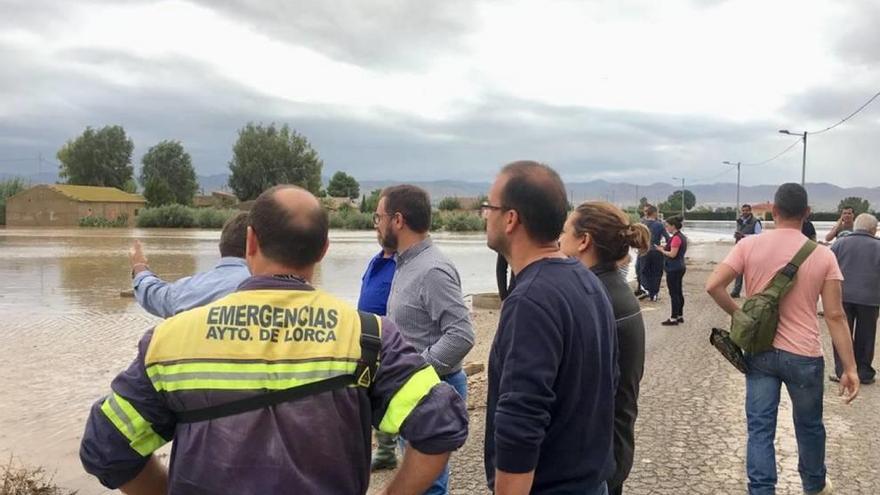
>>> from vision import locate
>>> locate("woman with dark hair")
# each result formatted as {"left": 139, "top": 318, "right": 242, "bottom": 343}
{"left": 559, "top": 201, "right": 650, "bottom": 495}
{"left": 659, "top": 216, "right": 687, "bottom": 326}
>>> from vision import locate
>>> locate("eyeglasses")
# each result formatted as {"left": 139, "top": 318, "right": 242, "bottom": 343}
{"left": 372, "top": 212, "right": 399, "bottom": 225}
{"left": 480, "top": 201, "right": 510, "bottom": 219}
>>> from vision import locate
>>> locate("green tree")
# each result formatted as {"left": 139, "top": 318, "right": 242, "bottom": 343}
{"left": 438, "top": 197, "right": 462, "bottom": 211}
{"left": 0, "top": 177, "right": 26, "bottom": 225}
{"left": 57, "top": 125, "right": 134, "bottom": 189}
{"left": 140, "top": 140, "right": 198, "bottom": 206}
{"left": 661, "top": 189, "right": 696, "bottom": 214}
{"left": 326, "top": 171, "right": 360, "bottom": 199}
{"left": 360, "top": 188, "right": 382, "bottom": 213}
{"left": 838, "top": 196, "right": 870, "bottom": 215}
{"left": 228, "top": 123, "right": 323, "bottom": 200}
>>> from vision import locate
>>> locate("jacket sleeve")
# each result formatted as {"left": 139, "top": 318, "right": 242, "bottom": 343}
{"left": 133, "top": 271, "right": 190, "bottom": 318}
{"left": 369, "top": 317, "right": 468, "bottom": 455}
{"left": 80, "top": 328, "right": 176, "bottom": 489}
{"left": 418, "top": 266, "right": 475, "bottom": 376}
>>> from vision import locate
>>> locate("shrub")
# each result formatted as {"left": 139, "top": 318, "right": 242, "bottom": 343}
{"left": 0, "top": 178, "right": 26, "bottom": 225}
{"left": 438, "top": 197, "right": 462, "bottom": 211}
{"left": 439, "top": 211, "right": 485, "bottom": 232}
{"left": 430, "top": 211, "right": 445, "bottom": 231}
{"left": 195, "top": 208, "right": 239, "bottom": 229}
{"left": 79, "top": 213, "right": 128, "bottom": 228}
{"left": 136, "top": 204, "right": 196, "bottom": 228}
{"left": 327, "top": 209, "right": 373, "bottom": 230}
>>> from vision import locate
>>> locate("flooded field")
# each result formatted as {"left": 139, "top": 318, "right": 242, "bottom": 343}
{"left": 0, "top": 222, "right": 831, "bottom": 493}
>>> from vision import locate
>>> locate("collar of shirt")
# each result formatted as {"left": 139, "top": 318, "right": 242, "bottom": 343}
{"left": 216, "top": 257, "right": 249, "bottom": 269}
{"left": 395, "top": 237, "right": 432, "bottom": 267}
{"left": 237, "top": 275, "right": 315, "bottom": 292}
{"left": 589, "top": 262, "right": 618, "bottom": 277}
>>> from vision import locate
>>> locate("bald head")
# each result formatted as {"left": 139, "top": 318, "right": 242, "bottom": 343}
{"left": 249, "top": 185, "right": 329, "bottom": 268}
{"left": 498, "top": 160, "right": 569, "bottom": 243}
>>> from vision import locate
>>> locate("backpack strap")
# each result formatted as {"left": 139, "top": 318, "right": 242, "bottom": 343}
{"left": 176, "top": 311, "right": 383, "bottom": 424}
{"left": 778, "top": 240, "right": 817, "bottom": 279}
{"left": 354, "top": 311, "right": 382, "bottom": 387}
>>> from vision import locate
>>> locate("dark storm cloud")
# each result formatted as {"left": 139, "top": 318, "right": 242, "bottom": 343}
{"left": 188, "top": 0, "right": 481, "bottom": 70}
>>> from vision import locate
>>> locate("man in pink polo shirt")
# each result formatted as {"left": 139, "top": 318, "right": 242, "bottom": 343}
{"left": 706, "top": 183, "right": 859, "bottom": 495}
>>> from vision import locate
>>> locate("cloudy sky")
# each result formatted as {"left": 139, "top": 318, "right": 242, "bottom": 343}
{"left": 1, "top": 0, "right": 878, "bottom": 186}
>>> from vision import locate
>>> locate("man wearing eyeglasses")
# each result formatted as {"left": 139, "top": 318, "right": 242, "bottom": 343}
{"left": 374, "top": 184, "right": 475, "bottom": 495}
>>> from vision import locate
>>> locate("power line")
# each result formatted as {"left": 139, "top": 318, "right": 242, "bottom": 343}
{"left": 742, "top": 138, "right": 802, "bottom": 167}
{"left": 809, "top": 89, "right": 880, "bottom": 135}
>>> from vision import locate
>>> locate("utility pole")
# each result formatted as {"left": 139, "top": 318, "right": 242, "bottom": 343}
{"left": 779, "top": 130, "right": 808, "bottom": 186}
{"left": 723, "top": 161, "right": 741, "bottom": 208}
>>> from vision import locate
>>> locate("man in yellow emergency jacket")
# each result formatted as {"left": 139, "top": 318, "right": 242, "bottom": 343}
{"left": 80, "top": 185, "right": 469, "bottom": 494}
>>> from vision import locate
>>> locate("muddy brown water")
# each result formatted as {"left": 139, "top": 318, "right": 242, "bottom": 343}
{"left": 0, "top": 224, "right": 806, "bottom": 493}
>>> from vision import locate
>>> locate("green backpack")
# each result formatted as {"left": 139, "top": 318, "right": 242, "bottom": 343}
{"left": 730, "top": 240, "right": 817, "bottom": 353}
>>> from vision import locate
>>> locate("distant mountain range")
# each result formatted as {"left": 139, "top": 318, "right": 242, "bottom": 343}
{"left": 5, "top": 172, "right": 878, "bottom": 211}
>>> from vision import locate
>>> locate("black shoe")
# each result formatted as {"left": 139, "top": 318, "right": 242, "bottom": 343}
{"left": 828, "top": 374, "right": 840, "bottom": 383}
{"left": 861, "top": 377, "right": 876, "bottom": 385}
{"left": 730, "top": 292, "right": 740, "bottom": 299}
{"left": 634, "top": 289, "right": 649, "bottom": 300}
{"left": 370, "top": 456, "right": 398, "bottom": 471}
{"left": 676, "top": 316, "right": 684, "bottom": 324}
{"left": 661, "top": 318, "right": 679, "bottom": 326}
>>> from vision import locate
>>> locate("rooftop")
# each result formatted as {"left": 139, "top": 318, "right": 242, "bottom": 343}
{"left": 47, "top": 184, "right": 146, "bottom": 203}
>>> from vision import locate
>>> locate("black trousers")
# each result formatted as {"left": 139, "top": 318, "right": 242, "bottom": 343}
{"left": 833, "top": 302, "right": 879, "bottom": 381}
{"left": 640, "top": 250, "right": 664, "bottom": 297}
{"left": 666, "top": 268, "right": 686, "bottom": 318}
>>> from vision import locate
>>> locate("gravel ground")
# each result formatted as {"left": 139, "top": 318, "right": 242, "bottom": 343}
{"left": 369, "top": 260, "right": 880, "bottom": 494}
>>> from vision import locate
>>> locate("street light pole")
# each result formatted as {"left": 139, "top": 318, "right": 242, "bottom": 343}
{"left": 671, "top": 177, "right": 686, "bottom": 220}
{"left": 779, "top": 130, "right": 808, "bottom": 186}
{"left": 723, "top": 161, "right": 742, "bottom": 208}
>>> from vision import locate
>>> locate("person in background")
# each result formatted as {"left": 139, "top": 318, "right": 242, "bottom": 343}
{"left": 731, "top": 204, "right": 762, "bottom": 298}
{"left": 376, "top": 184, "right": 475, "bottom": 495}
{"left": 559, "top": 201, "right": 649, "bottom": 495}
{"left": 802, "top": 213, "right": 817, "bottom": 242}
{"left": 130, "top": 212, "right": 251, "bottom": 318}
{"left": 706, "top": 183, "right": 859, "bottom": 495}
{"left": 81, "top": 185, "right": 468, "bottom": 494}
{"left": 483, "top": 161, "right": 616, "bottom": 495}
{"left": 659, "top": 216, "right": 688, "bottom": 326}
{"left": 830, "top": 213, "right": 880, "bottom": 385}
{"left": 825, "top": 206, "right": 855, "bottom": 242}
{"left": 359, "top": 243, "right": 399, "bottom": 471}
{"left": 639, "top": 204, "right": 668, "bottom": 302}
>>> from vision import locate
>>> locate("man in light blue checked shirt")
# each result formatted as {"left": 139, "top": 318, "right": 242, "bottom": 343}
{"left": 130, "top": 212, "right": 251, "bottom": 318}
{"left": 375, "top": 185, "right": 475, "bottom": 495}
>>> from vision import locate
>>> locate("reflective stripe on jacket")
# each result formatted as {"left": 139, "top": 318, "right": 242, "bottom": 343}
{"left": 80, "top": 276, "right": 468, "bottom": 494}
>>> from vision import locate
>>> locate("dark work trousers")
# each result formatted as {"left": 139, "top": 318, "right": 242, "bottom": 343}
{"left": 666, "top": 268, "right": 686, "bottom": 318}
{"left": 833, "top": 302, "right": 879, "bottom": 381}
{"left": 635, "top": 254, "right": 645, "bottom": 291}
{"left": 640, "top": 250, "right": 665, "bottom": 297}
{"left": 732, "top": 273, "right": 744, "bottom": 296}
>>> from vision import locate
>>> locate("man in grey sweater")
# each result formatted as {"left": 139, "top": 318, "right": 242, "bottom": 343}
{"left": 374, "top": 184, "right": 475, "bottom": 495}
{"left": 831, "top": 213, "right": 880, "bottom": 385}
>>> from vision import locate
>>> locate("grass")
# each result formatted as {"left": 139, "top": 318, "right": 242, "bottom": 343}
{"left": 1, "top": 456, "right": 77, "bottom": 495}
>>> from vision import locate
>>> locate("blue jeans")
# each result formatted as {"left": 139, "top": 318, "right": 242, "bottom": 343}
{"left": 400, "top": 370, "right": 468, "bottom": 495}
{"left": 745, "top": 350, "right": 827, "bottom": 495}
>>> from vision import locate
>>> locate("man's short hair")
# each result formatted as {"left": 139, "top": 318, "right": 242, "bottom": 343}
{"left": 381, "top": 184, "right": 431, "bottom": 233}
{"left": 499, "top": 161, "right": 568, "bottom": 243}
{"left": 841, "top": 206, "right": 855, "bottom": 212}
{"left": 742, "top": 204, "right": 752, "bottom": 209}
{"left": 644, "top": 204, "right": 658, "bottom": 215}
{"left": 249, "top": 185, "right": 329, "bottom": 268}
{"left": 219, "top": 212, "right": 249, "bottom": 258}
{"left": 854, "top": 213, "right": 878, "bottom": 232}
{"left": 773, "top": 183, "right": 809, "bottom": 220}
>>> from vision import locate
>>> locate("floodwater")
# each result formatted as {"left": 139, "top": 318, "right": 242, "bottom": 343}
{"left": 0, "top": 222, "right": 832, "bottom": 493}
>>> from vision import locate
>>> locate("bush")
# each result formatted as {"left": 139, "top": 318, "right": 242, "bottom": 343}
{"left": 438, "top": 197, "right": 462, "bottom": 211}
{"left": 431, "top": 211, "right": 445, "bottom": 231}
{"left": 0, "top": 177, "right": 26, "bottom": 225}
{"left": 437, "top": 211, "right": 485, "bottom": 232}
{"left": 195, "top": 208, "right": 239, "bottom": 229}
{"left": 328, "top": 209, "right": 373, "bottom": 230}
{"left": 136, "top": 204, "right": 196, "bottom": 228}
{"left": 79, "top": 213, "right": 128, "bottom": 228}
{"left": 1, "top": 456, "right": 77, "bottom": 495}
